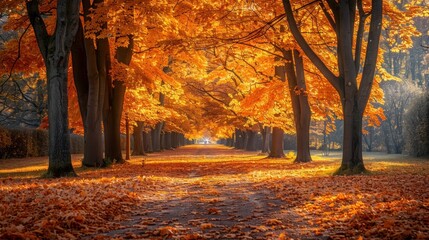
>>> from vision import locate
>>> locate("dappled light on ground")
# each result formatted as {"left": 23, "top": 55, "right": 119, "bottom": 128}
{"left": 0, "top": 145, "right": 428, "bottom": 239}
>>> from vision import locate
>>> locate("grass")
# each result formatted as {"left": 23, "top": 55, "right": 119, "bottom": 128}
{"left": 0, "top": 147, "right": 427, "bottom": 179}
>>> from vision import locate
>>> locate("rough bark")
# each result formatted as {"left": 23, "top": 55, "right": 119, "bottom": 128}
{"left": 26, "top": 0, "right": 80, "bottom": 177}
{"left": 283, "top": 49, "right": 312, "bottom": 163}
{"left": 268, "top": 127, "right": 285, "bottom": 158}
{"left": 80, "top": 35, "right": 107, "bottom": 167}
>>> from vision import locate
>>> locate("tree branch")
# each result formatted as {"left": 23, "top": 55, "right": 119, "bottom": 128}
{"left": 358, "top": 0, "right": 382, "bottom": 115}
{"left": 354, "top": 0, "right": 370, "bottom": 74}
{"left": 0, "top": 23, "right": 31, "bottom": 90}
{"left": 282, "top": 0, "right": 341, "bottom": 92}
{"left": 26, "top": 0, "right": 49, "bottom": 61}
{"left": 319, "top": 2, "right": 336, "bottom": 30}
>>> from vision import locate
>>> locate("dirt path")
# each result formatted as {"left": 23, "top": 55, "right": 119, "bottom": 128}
{"left": 1, "top": 144, "right": 428, "bottom": 239}
{"left": 86, "top": 145, "right": 317, "bottom": 239}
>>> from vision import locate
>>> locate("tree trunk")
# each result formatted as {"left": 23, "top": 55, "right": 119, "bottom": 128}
{"left": 71, "top": 20, "right": 88, "bottom": 130}
{"left": 226, "top": 138, "right": 233, "bottom": 147}
{"left": 234, "top": 129, "right": 243, "bottom": 149}
{"left": 180, "top": 133, "right": 184, "bottom": 146}
{"left": 268, "top": 127, "right": 285, "bottom": 158}
{"left": 132, "top": 121, "right": 145, "bottom": 156}
{"left": 125, "top": 114, "right": 130, "bottom": 160}
{"left": 71, "top": 0, "right": 110, "bottom": 167}
{"left": 143, "top": 130, "right": 153, "bottom": 153}
{"left": 152, "top": 122, "right": 164, "bottom": 152}
{"left": 27, "top": 0, "right": 80, "bottom": 177}
{"left": 242, "top": 131, "right": 249, "bottom": 150}
{"left": 261, "top": 126, "right": 271, "bottom": 153}
{"left": 245, "top": 130, "right": 257, "bottom": 151}
{"left": 171, "top": 132, "right": 179, "bottom": 148}
{"left": 165, "top": 132, "right": 172, "bottom": 150}
{"left": 160, "top": 131, "right": 165, "bottom": 151}
{"left": 284, "top": 49, "right": 312, "bottom": 163}
{"left": 81, "top": 37, "right": 107, "bottom": 167}
{"left": 337, "top": 97, "right": 365, "bottom": 174}
{"left": 72, "top": 20, "right": 99, "bottom": 166}
{"left": 104, "top": 34, "right": 134, "bottom": 163}
{"left": 234, "top": 129, "right": 245, "bottom": 149}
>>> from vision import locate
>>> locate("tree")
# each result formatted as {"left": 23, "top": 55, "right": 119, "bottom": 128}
{"left": 69, "top": 0, "right": 110, "bottom": 167}
{"left": 404, "top": 93, "right": 429, "bottom": 157}
{"left": 26, "top": 0, "right": 80, "bottom": 177}
{"left": 283, "top": 0, "right": 383, "bottom": 174}
{"left": 380, "top": 81, "right": 414, "bottom": 154}
{"left": 132, "top": 121, "right": 145, "bottom": 156}
{"left": 283, "top": 49, "right": 312, "bottom": 162}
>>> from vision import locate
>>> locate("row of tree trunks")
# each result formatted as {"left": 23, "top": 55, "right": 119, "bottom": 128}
{"left": 226, "top": 138, "right": 234, "bottom": 147}
{"left": 130, "top": 122, "right": 187, "bottom": 155}
{"left": 232, "top": 129, "right": 259, "bottom": 151}
{"left": 221, "top": 127, "right": 310, "bottom": 159}
{"left": 132, "top": 126, "right": 186, "bottom": 156}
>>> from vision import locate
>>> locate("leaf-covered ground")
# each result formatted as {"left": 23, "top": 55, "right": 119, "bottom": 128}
{"left": 0, "top": 145, "right": 428, "bottom": 239}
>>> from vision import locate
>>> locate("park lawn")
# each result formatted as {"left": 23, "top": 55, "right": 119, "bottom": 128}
{"left": 0, "top": 145, "right": 428, "bottom": 239}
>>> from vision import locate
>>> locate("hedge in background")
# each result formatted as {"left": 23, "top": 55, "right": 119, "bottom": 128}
{"left": 0, "top": 127, "right": 83, "bottom": 159}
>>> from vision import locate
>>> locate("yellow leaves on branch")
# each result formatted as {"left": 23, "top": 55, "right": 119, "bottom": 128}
{"left": 239, "top": 79, "right": 294, "bottom": 132}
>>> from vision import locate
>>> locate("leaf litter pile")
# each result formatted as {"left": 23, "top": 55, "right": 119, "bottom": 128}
{"left": 0, "top": 145, "right": 428, "bottom": 239}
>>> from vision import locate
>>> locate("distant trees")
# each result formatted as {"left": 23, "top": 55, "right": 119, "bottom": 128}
{"left": 0, "top": 74, "right": 47, "bottom": 128}
{"left": 380, "top": 81, "right": 416, "bottom": 154}
{"left": 404, "top": 93, "right": 429, "bottom": 157}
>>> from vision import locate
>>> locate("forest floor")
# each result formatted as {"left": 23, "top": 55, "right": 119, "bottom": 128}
{"left": 0, "top": 145, "right": 428, "bottom": 239}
